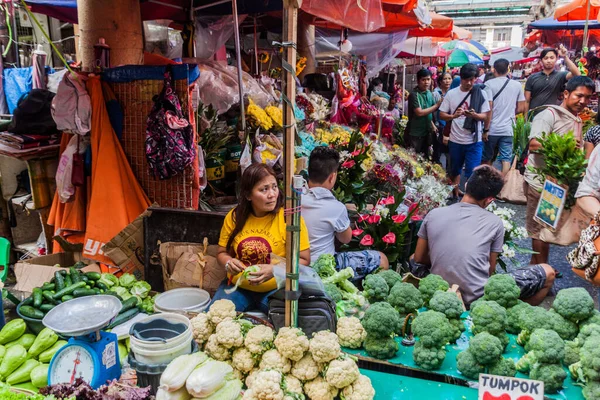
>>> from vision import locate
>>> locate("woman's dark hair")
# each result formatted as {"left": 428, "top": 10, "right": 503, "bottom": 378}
{"left": 540, "top": 48, "right": 558, "bottom": 59}
{"left": 465, "top": 165, "right": 504, "bottom": 200}
{"left": 437, "top": 72, "right": 452, "bottom": 86}
{"left": 226, "top": 163, "right": 284, "bottom": 253}
{"left": 309, "top": 147, "right": 340, "bottom": 183}
{"left": 460, "top": 63, "right": 479, "bottom": 80}
{"left": 417, "top": 68, "right": 432, "bottom": 80}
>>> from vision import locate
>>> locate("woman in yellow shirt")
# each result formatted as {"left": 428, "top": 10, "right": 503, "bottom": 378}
{"left": 212, "top": 163, "right": 311, "bottom": 312}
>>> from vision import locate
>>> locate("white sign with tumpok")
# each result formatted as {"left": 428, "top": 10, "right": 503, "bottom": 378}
{"left": 478, "top": 374, "right": 544, "bottom": 400}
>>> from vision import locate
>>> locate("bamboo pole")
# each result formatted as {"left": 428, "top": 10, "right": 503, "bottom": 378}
{"left": 584, "top": 0, "right": 592, "bottom": 51}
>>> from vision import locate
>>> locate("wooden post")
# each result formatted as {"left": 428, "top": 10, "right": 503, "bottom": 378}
{"left": 283, "top": 0, "right": 300, "bottom": 328}
{"left": 297, "top": 20, "right": 315, "bottom": 81}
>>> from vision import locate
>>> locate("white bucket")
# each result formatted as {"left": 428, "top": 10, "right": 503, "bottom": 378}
{"left": 154, "top": 288, "right": 211, "bottom": 314}
{"left": 130, "top": 336, "right": 194, "bottom": 364}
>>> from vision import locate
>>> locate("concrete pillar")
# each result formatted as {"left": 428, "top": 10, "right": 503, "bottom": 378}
{"left": 77, "top": 0, "right": 144, "bottom": 71}
{"left": 297, "top": 21, "right": 315, "bottom": 81}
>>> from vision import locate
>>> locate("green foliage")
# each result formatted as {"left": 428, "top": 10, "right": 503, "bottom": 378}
{"left": 388, "top": 282, "right": 423, "bottom": 316}
{"left": 512, "top": 114, "right": 531, "bottom": 161}
{"left": 483, "top": 274, "right": 521, "bottom": 309}
{"left": 413, "top": 341, "right": 446, "bottom": 370}
{"left": 552, "top": 287, "right": 595, "bottom": 323}
{"left": 362, "top": 275, "right": 389, "bottom": 303}
{"left": 363, "top": 334, "right": 398, "bottom": 359}
{"left": 418, "top": 274, "right": 449, "bottom": 306}
{"left": 524, "top": 329, "right": 565, "bottom": 364}
{"left": 361, "top": 302, "right": 402, "bottom": 339}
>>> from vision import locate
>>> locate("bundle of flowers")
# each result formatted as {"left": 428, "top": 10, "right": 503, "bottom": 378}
{"left": 486, "top": 202, "right": 533, "bottom": 270}
{"left": 296, "top": 93, "right": 330, "bottom": 122}
{"left": 246, "top": 99, "right": 273, "bottom": 131}
{"left": 295, "top": 93, "right": 315, "bottom": 117}
{"left": 405, "top": 175, "right": 453, "bottom": 217}
{"left": 315, "top": 124, "right": 353, "bottom": 146}
{"left": 264, "top": 105, "right": 283, "bottom": 129}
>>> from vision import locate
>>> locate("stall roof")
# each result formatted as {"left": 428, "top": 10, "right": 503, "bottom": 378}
{"left": 528, "top": 17, "right": 600, "bottom": 30}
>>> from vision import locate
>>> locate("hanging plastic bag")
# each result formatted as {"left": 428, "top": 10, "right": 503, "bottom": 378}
{"left": 239, "top": 133, "right": 253, "bottom": 174}
{"left": 198, "top": 145, "right": 208, "bottom": 191}
{"left": 253, "top": 134, "right": 281, "bottom": 168}
{"left": 270, "top": 254, "right": 326, "bottom": 297}
{"left": 56, "top": 134, "right": 89, "bottom": 203}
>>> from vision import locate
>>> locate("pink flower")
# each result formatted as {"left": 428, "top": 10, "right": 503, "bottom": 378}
{"left": 382, "top": 232, "right": 396, "bottom": 244}
{"left": 360, "top": 235, "right": 374, "bottom": 246}
{"left": 341, "top": 159, "right": 356, "bottom": 169}
{"left": 367, "top": 214, "right": 381, "bottom": 224}
{"left": 408, "top": 203, "right": 419, "bottom": 214}
{"left": 357, "top": 214, "right": 368, "bottom": 223}
{"left": 379, "top": 196, "right": 395, "bottom": 206}
{"left": 411, "top": 214, "right": 423, "bottom": 222}
{"left": 352, "top": 228, "right": 364, "bottom": 237}
{"left": 392, "top": 214, "right": 407, "bottom": 224}
{"left": 351, "top": 149, "right": 361, "bottom": 156}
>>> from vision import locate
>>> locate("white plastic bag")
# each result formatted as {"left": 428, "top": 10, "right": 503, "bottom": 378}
{"left": 239, "top": 134, "right": 253, "bottom": 174}
{"left": 55, "top": 134, "right": 89, "bottom": 203}
{"left": 271, "top": 254, "right": 326, "bottom": 297}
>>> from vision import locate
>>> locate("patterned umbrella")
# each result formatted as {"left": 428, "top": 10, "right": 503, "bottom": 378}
{"left": 447, "top": 49, "right": 484, "bottom": 67}
{"left": 441, "top": 40, "right": 484, "bottom": 58}
{"left": 465, "top": 39, "right": 490, "bottom": 57}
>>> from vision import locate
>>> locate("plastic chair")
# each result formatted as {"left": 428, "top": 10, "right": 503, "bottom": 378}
{"left": 0, "top": 237, "right": 10, "bottom": 283}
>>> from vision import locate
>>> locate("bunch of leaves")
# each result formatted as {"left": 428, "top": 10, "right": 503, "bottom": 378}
{"left": 512, "top": 114, "right": 531, "bottom": 163}
{"left": 197, "top": 103, "right": 235, "bottom": 161}
{"left": 531, "top": 131, "right": 587, "bottom": 209}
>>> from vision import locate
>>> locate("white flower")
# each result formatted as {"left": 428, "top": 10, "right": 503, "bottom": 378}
{"left": 380, "top": 207, "right": 390, "bottom": 218}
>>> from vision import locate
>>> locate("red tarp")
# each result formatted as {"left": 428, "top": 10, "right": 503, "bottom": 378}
{"left": 555, "top": 0, "right": 600, "bottom": 22}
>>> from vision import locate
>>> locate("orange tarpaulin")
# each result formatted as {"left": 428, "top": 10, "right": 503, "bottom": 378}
{"left": 555, "top": 0, "right": 600, "bottom": 22}
{"left": 406, "top": 12, "right": 453, "bottom": 37}
{"left": 452, "top": 26, "right": 473, "bottom": 40}
{"left": 82, "top": 76, "right": 150, "bottom": 265}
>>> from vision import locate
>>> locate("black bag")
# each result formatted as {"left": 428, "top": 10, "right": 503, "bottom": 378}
{"left": 8, "top": 89, "right": 57, "bottom": 136}
{"left": 268, "top": 295, "right": 337, "bottom": 338}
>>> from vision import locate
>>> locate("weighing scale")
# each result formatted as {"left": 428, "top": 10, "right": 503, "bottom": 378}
{"left": 42, "top": 295, "right": 123, "bottom": 389}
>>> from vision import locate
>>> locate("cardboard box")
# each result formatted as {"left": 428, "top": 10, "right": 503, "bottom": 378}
{"left": 14, "top": 252, "right": 101, "bottom": 294}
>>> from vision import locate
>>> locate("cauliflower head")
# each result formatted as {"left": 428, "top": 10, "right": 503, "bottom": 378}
{"left": 429, "top": 291, "right": 463, "bottom": 320}
{"left": 418, "top": 274, "right": 449, "bottom": 305}
{"left": 283, "top": 374, "right": 303, "bottom": 397}
{"left": 530, "top": 363, "right": 567, "bottom": 394}
{"left": 413, "top": 341, "right": 446, "bottom": 370}
{"left": 274, "top": 327, "right": 309, "bottom": 361}
{"left": 388, "top": 282, "right": 423, "bottom": 316}
{"left": 190, "top": 312, "right": 214, "bottom": 345}
{"left": 340, "top": 374, "right": 375, "bottom": 400}
{"left": 247, "top": 370, "right": 284, "bottom": 400}
{"left": 552, "top": 287, "right": 595, "bottom": 323}
{"left": 363, "top": 334, "right": 397, "bottom": 360}
{"left": 325, "top": 356, "right": 360, "bottom": 388}
{"left": 471, "top": 300, "right": 507, "bottom": 336}
{"left": 336, "top": 317, "right": 367, "bottom": 349}
{"left": 468, "top": 332, "right": 503, "bottom": 366}
{"left": 412, "top": 310, "right": 454, "bottom": 348}
{"left": 291, "top": 352, "right": 320, "bottom": 381}
{"left": 524, "top": 329, "right": 565, "bottom": 364}
{"left": 208, "top": 299, "right": 237, "bottom": 325}
{"left": 309, "top": 331, "right": 341, "bottom": 363}
{"left": 483, "top": 274, "right": 521, "bottom": 308}
{"left": 205, "top": 334, "right": 232, "bottom": 361}
{"left": 304, "top": 376, "right": 339, "bottom": 400}
{"left": 361, "top": 302, "right": 402, "bottom": 339}
{"left": 260, "top": 349, "right": 292, "bottom": 373}
{"left": 456, "top": 350, "right": 485, "bottom": 380}
{"left": 362, "top": 274, "right": 389, "bottom": 303}
{"left": 506, "top": 300, "right": 532, "bottom": 334}
{"left": 488, "top": 357, "right": 516, "bottom": 377}
{"left": 215, "top": 319, "right": 245, "bottom": 348}
{"left": 246, "top": 368, "right": 260, "bottom": 389}
{"left": 245, "top": 325, "right": 275, "bottom": 355}
{"left": 377, "top": 270, "right": 402, "bottom": 292}
{"left": 232, "top": 347, "right": 257, "bottom": 373}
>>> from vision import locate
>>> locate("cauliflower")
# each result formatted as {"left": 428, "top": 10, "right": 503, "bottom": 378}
{"left": 412, "top": 310, "right": 454, "bottom": 349}
{"left": 245, "top": 370, "right": 284, "bottom": 400}
{"left": 208, "top": 299, "right": 237, "bottom": 325}
{"left": 429, "top": 291, "right": 463, "bottom": 320}
{"left": 336, "top": 317, "right": 367, "bottom": 349}
{"left": 231, "top": 368, "right": 245, "bottom": 381}
{"left": 246, "top": 369, "right": 260, "bottom": 388}
{"left": 524, "top": 329, "right": 565, "bottom": 364}
{"left": 309, "top": 331, "right": 341, "bottom": 363}
{"left": 488, "top": 357, "right": 516, "bottom": 377}
{"left": 283, "top": 374, "right": 303, "bottom": 397}
{"left": 232, "top": 347, "right": 257, "bottom": 373}
{"left": 341, "top": 374, "right": 375, "bottom": 400}
{"left": 529, "top": 363, "right": 567, "bottom": 394}
{"left": 418, "top": 274, "right": 449, "bottom": 305}
{"left": 456, "top": 350, "right": 485, "bottom": 380}
{"left": 468, "top": 332, "right": 503, "bottom": 366}
{"left": 260, "top": 349, "right": 291, "bottom": 373}
{"left": 363, "top": 334, "right": 397, "bottom": 360}
{"left": 205, "top": 334, "right": 231, "bottom": 361}
{"left": 413, "top": 341, "right": 446, "bottom": 370}
{"left": 388, "top": 282, "right": 423, "bottom": 316}
{"left": 245, "top": 325, "right": 275, "bottom": 355}
{"left": 273, "top": 327, "right": 309, "bottom": 361}
{"left": 471, "top": 300, "right": 507, "bottom": 336}
{"left": 361, "top": 302, "right": 402, "bottom": 339}
{"left": 304, "top": 376, "right": 339, "bottom": 400}
{"left": 483, "top": 274, "right": 521, "bottom": 309}
{"left": 215, "top": 319, "right": 244, "bottom": 348}
{"left": 325, "top": 356, "right": 360, "bottom": 388}
{"left": 506, "top": 300, "right": 532, "bottom": 334}
{"left": 190, "top": 312, "right": 214, "bottom": 345}
{"left": 362, "top": 274, "right": 389, "bottom": 303}
{"left": 552, "top": 287, "right": 595, "bottom": 323}
{"left": 377, "top": 270, "right": 402, "bottom": 292}
{"left": 291, "top": 352, "right": 320, "bottom": 381}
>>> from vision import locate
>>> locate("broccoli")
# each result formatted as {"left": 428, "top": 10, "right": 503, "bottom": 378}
{"left": 456, "top": 350, "right": 485, "bottom": 380}
{"left": 548, "top": 309, "right": 579, "bottom": 341}
{"left": 483, "top": 274, "right": 521, "bottom": 309}
{"left": 363, "top": 275, "right": 389, "bottom": 303}
{"left": 418, "top": 274, "right": 449, "bottom": 305}
{"left": 580, "top": 335, "right": 600, "bottom": 382}
{"left": 377, "top": 269, "right": 402, "bottom": 291}
{"left": 412, "top": 310, "right": 454, "bottom": 349}
{"left": 577, "top": 323, "right": 600, "bottom": 344}
{"left": 468, "top": 332, "right": 503, "bottom": 365}
{"left": 413, "top": 341, "right": 446, "bottom": 370}
{"left": 517, "top": 306, "right": 553, "bottom": 346}
{"left": 388, "top": 282, "right": 423, "bottom": 316}
{"left": 584, "top": 382, "right": 600, "bottom": 400}
{"left": 429, "top": 291, "right": 463, "bottom": 320}
{"left": 364, "top": 334, "right": 398, "bottom": 359}
{"left": 529, "top": 363, "right": 567, "bottom": 394}
{"left": 488, "top": 357, "right": 517, "bottom": 377}
{"left": 312, "top": 254, "right": 336, "bottom": 278}
{"left": 494, "top": 333, "right": 510, "bottom": 352}
{"left": 580, "top": 310, "right": 600, "bottom": 330}
{"left": 515, "top": 351, "right": 537, "bottom": 373}
{"left": 324, "top": 282, "right": 343, "bottom": 303}
{"left": 361, "top": 302, "right": 402, "bottom": 339}
{"left": 506, "top": 301, "right": 533, "bottom": 334}
{"left": 471, "top": 300, "right": 507, "bottom": 336}
{"left": 552, "top": 287, "right": 595, "bottom": 323}
{"left": 564, "top": 340, "right": 581, "bottom": 366}
{"left": 524, "top": 329, "right": 565, "bottom": 364}
{"left": 449, "top": 319, "right": 465, "bottom": 343}
{"left": 323, "top": 267, "right": 354, "bottom": 285}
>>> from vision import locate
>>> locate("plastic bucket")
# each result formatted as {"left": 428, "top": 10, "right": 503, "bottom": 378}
{"left": 205, "top": 148, "right": 227, "bottom": 190}
{"left": 154, "top": 288, "right": 211, "bottom": 314}
{"left": 225, "top": 143, "right": 242, "bottom": 180}
{"left": 129, "top": 312, "right": 192, "bottom": 351}
{"left": 130, "top": 335, "right": 194, "bottom": 364}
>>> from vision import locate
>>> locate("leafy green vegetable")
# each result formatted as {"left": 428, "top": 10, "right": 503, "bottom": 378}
{"left": 113, "top": 287, "right": 132, "bottom": 301}
{"left": 118, "top": 273, "right": 136, "bottom": 289}
{"left": 98, "top": 273, "right": 119, "bottom": 288}
{"left": 225, "top": 265, "right": 261, "bottom": 295}
{"left": 130, "top": 281, "right": 151, "bottom": 299}
{"left": 312, "top": 254, "right": 336, "bottom": 279}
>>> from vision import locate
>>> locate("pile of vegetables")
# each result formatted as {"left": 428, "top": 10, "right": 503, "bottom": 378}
{"left": 184, "top": 299, "right": 376, "bottom": 400}
{"left": 40, "top": 377, "right": 152, "bottom": 399}
{"left": 0, "top": 383, "right": 58, "bottom": 399}
{"left": 457, "top": 332, "right": 516, "bottom": 379}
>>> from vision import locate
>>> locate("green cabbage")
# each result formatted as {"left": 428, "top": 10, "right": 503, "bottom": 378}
{"left": 130, "top": 281, "right": 151, "bottom": 299}
{"left": 118, "top": 273, "right": 136, "bottom": 289}
{"left": 99, "top": 273, "right": 119, "bottom": 288}
{"left": 113, "top": 287, "right": 132, "bottom": 300}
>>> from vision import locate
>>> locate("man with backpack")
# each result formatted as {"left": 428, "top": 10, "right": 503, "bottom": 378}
{"left": 482, "top": 58, "right": 527, "bottom": 176}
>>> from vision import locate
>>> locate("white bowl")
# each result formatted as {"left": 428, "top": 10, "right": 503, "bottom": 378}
{"left": 154, "top": 288, "right": 211, "bottom": 314}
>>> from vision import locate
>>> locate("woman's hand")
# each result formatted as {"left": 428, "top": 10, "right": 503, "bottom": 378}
{"left": 248, "top": 264, "right": 274, "bottom": 285}
{"left": 226, "top": 258, "right": 247, "bottom": 275}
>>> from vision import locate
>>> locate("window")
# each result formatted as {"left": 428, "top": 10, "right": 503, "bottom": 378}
{"left": 497, "top": 32, "right": 507, "bottom": 41}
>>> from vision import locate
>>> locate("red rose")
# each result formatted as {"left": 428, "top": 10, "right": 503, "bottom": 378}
{"left": 341, "top": 159, "right": 356, "bottom": 169}
{"left": 367, "top": 214, "right": 381, "bottom": 224}
{"left": 392, "top": 214, "right": 407, "bottom": 224}
{"left": 360, "top": 235, "right": 374, "bottom": 246}
{"left": 379, "top": 196, "right": 395, "bottom": 206}
{"left": 357, "top": 214, "right": 368, "bottom": 223}
{"left": 352, "top": 228, "right": 364, "bottom": 237}
{"left": 382, "top": 232, "right": 396, "bottom": 244}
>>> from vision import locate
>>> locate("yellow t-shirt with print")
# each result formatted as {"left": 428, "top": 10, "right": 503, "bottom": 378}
{"left": 218, "top": 207, "right": 310, "bottom": 292}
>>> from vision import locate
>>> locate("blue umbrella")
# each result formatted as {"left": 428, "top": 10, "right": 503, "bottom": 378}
{"left": 447, "top": 49, "right": 484, "bottom": 67}
{"left": 466, "top": 39, "right": 490, "bottom": 57}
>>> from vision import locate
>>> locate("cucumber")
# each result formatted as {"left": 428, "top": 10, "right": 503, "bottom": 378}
{"left": 41, "top": 283, "right": 55, "bottom": 291}
{"left": 64, "top": 275, "right": 72, "bottom": 287}
{"left": 119, "top": 297, "right": 138, "bottom": 314}
{"left": 72, "top": 288, "right": 96, "bottom": 298}
{"left": 107, "top": 308, "right": 140, "bottom": 329}
{"left": 81, "top": 275, "right": 89, "bottom": 282}
{"left": 32, "top": 289, "right": 43, "bottom": 308}
{"left": 54, "top": 272, "right": 65, "bottom": 292}
{"left": 39, "top": 304, "right": 55, "bottom": 312}
{"left": 42, "top": 291, "right": 57, "bottom": 305}
{"left": 93, "top": 288, "right": 101, "bottom": 294}
{"left": 61, "top": 295, "right": 74, "bottom": 302}
{"left": 52, "top": 281, "right": 86, "bottom": 299}
{"left": 96, "top": 282, "right": 108, "bottom": 291}
{"left": 87, "top": 280, "right": 95, "bottom": 288}
{"left": 69, "top": 267, "right": 81, "bottom": 284}
{"left": 20, "top": 297, "right": 33, "bottom": 307}
{"left": 105, "top": 291, "right": 123, "bottom": 301}
{"left": 58, "top": 270, "right": 68, "bottom": 276}
{"left": 19, "top": 306, "right": 44, "bottom": 319}
{"left": 85, "top": 272, "right": 101, "bottom": 281}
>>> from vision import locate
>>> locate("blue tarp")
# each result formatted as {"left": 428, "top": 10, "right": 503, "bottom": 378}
{"left": 529, "top": 17, "right": 600, "bottom": 31}
{"left": 3, "top": 67, "right": 32, "bottom": 114}
{"left": 102, "top": 64, "right": 200, "bottom": 84}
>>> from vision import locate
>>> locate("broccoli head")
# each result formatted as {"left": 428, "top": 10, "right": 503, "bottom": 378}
{"left": 377, "top": 269, "right": 403, "bottom": 291}
{"left": 548, "top": 310, "right": 579, "bottom": 341}
{"left": 471, "top": 300, "right": 507, "bottom": 336}
{"left": 552, "top": 287, "right": 595, "bottom": 323}
{"left": 529, "top": 363, "right": 567, "bottom": 394}
{"left": 418, "top": 274, "right": 450, "bottom": 305}
{"left": 388, "top": 282, "right": 423, "bottom": 316}
{"left": 515, "top": 351, "right": 537, "bottom": 373}
{"left": 564, "top": 340, "right": 581, "bottom": 367}
{"left": 517, "top": 306, "right": 553, "bottom": 346}
{"left": 468, "top": 332, "right": 503, "bottom": 366}
{"left": 429, "top": 291, "right": 463, "bottom": 320}
{"left": 312, "top": 254, "right": 337, "bottom": 278}
{"left": 577, "top": 323, "right": 600, "bottom": 344}
{"left": 413, "top": 341, "right": 446, "bottom": 370}
{"left": 488, "top": 357, "right": 517, "bottom": 377}
{"left": 456, "top": 350, "right": 485, "bottom": 380}
{"left": 448, "top": 318, "right": 465, "bottom": 343}
{"left": 506, "top": 301, "right": 533, "bottom": 334}
{"left": 361, "top": 302, "right": 402, "bottom": 338}
{"left": 364, "top": 334, "right": 398, "bottom": 359}
{"left": 584, "top": 381, "right": 600, "bottom": 400}
{"left": 363, "top": 274, "right": 389, "bottom": 303}
{"left": 580, "top": 310, "right": 600, "bottom": 330}
{"left": 495, "top": 333, "right": 510, "bottom": 352}
{"left": 324, "top": 282, "right": 343, "bottom": 303}
{"left": 483, "top": 274, "right": 521, "bottom": 309}
{"left": 580, "top": 335, "right": 600, "bottom": 382}
{"left": 524, "top": 329, "right": 565, "bottom": 364}
{"left": 412, "top": 310, "right": 454, "bottom": 349}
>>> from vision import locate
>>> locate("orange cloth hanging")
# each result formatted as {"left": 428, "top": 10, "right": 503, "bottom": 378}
{"left": 83, "top": 76, "right": 150, "bottom": 265}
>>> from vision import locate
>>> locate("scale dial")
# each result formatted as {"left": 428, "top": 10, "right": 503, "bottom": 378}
{"left": 50, "top": 345, "right": 95, "bottom": 385}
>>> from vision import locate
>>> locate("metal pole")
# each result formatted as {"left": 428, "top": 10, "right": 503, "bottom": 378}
{"left": 584, "top": 0, "right": 592, "bottom": 51}
{"left": 402, "top": 64, "right": 406, "bottom": 116}
{"left": 254, "top": 17, "right": 259, "bottom": 75}
{"left": 232, "top": 0, "right": 246, "bottom": 131}
{"left": 11, "top": 8, "right": 18, "bottom": 68}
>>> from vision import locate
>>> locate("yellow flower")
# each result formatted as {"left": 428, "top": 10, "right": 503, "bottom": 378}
{"left": 361, "top": 157, "right": 374, "bottom": 172}
{"left": 265, "top": 105, "right": 283, "bottom": 129}
{"left": 247, "top": 99, "right": 273, "bottom": 131}
{"left": 415, "top": 166, "right": 425, "bottom": 178}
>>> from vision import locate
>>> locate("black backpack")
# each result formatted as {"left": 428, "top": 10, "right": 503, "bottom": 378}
{"left": 268, "top": 294, "right": 337, "bottom": 338}
{"left": 9, "top": 89, "right": 58, "bottom": 136}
